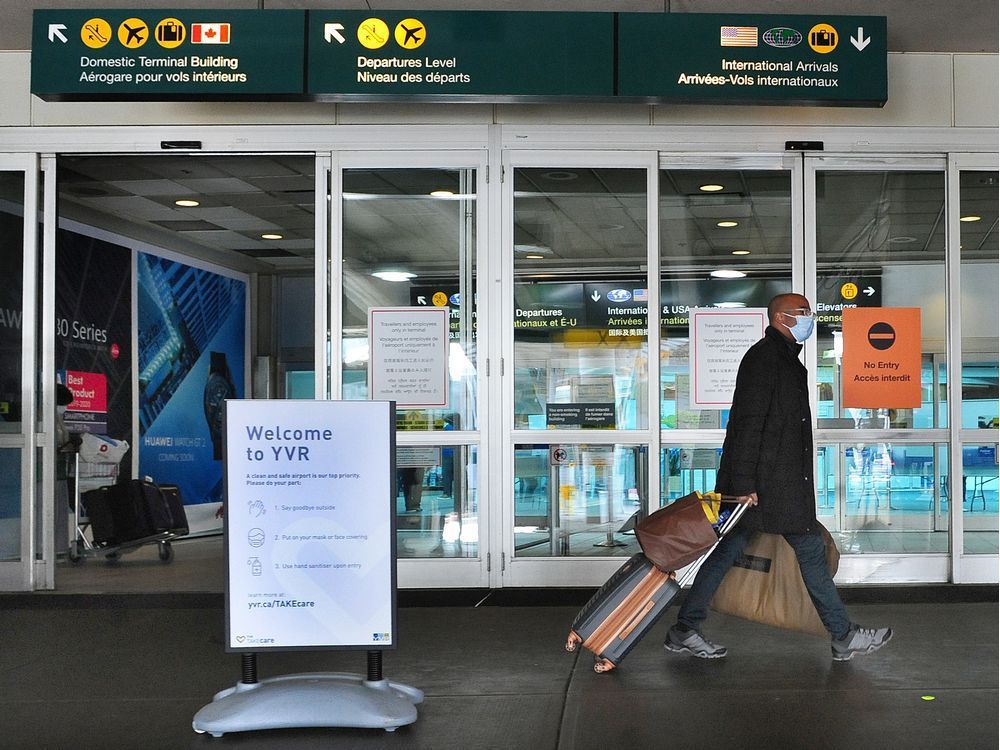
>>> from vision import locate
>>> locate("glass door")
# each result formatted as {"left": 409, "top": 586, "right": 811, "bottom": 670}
{"left": 501, "top": 152, "right": 659, "bottom": 586}
{"left": 0, "top": 155, "right": 40, "bottom": 591}
{"left": 332, "top": 151, "right": 489, "bottom": 588}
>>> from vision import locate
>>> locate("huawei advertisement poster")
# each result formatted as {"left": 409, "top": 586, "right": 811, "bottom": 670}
{"left": 137, "top": 252, "right": 247, "bottom": 535}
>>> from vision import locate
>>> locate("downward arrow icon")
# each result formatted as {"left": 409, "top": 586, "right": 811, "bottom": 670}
{"left": 850, "top": 27, "right": 871, "bottom": 51}
{"left": 591, "top": 291, "right": 602, "bottom": 302}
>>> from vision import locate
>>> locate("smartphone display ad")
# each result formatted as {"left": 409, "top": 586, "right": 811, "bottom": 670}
{"left": 225, "top": 399, "right": 395, "bottom": 651}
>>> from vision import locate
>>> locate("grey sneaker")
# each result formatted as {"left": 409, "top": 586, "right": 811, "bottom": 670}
{"left": 664, "top": 626, "right": 728, "bottom": 659}
{"left": 831, "top": 624, "right": 893, "bottom": 661}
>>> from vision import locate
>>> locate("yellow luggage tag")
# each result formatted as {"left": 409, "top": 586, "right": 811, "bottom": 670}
{"left": 696, "top": 490, "right": 722, "bottom": 524}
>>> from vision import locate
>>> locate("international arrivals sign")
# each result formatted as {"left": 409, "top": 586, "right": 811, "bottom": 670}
{"left": 31, "top": 10, "right": 887, "bottom": 106}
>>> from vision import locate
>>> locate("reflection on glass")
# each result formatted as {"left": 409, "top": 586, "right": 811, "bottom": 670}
{"left": 660, "top": 445, "right": 723, "bottom": 505}
{"left": 341, "top": 168, "right": 478, "bottom": 432}
{"left": 659, "top": 170, "right": 792, "bottom": 429}
{"left": 816, "top": 443, "right": 948, "bottom": 554}
{"left": 815, "top": 171, "right": 947, "bottom": 429}
{"left": 959, "top": 171, "right": 999, "bottom": 430}
{"left": 0, "top": 172, "right": 25, "bottom": 435}
{"left": 395, "top": 445, "right": 478, "bottom": 559}
{"left": 0, "top": 448, "right": 22, "bottom": 561}
{"left": 961, "top": 443, "right": 999, "bottom": 555}
{"left": 514, "top": 444, "right": 643, "bottom": 557}
{"left": 513, "top": 168, "right": 647, "bottom": 430}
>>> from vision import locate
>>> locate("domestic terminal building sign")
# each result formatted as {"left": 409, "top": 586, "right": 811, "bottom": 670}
{"left": 32, "top": 10, "right": 886, "bottom": 106}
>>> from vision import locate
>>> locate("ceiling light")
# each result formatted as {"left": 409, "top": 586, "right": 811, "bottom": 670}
{"left": 713, "top": 302, "right": 746, "bottom": 308}
{"left": 430, "top": 190, "right": 454, "bottom": 198}
{"left": 710, "top": 269, "right": 746, "bottom": 279}
{"left": 261, "top": 233, "right": 283, "bottom": 240}
{"left": 731, "top": 249, "right": 751, "bottom": 255}
{"left": 542, "top": 171, "right": 578, "bottom": 181}
{"left": 371, "top": 271, "right": 416, "bottom": 282}
{"left": 960, "top": 215, "right": 982, "bottom": 222}
{"left": 699, "top": 184, "right": 725, "bottom": 192}
{"left": 524, "top": 254, "right": 545, "bottom": 260}
{"left": 717, "top": 220, "right": 739, "bottom": 228}
{"left": 888, "top": 236, "right": 917, "bottom": 244}
{"left": 174, "top": 199, "right": 200, "bottom": 207}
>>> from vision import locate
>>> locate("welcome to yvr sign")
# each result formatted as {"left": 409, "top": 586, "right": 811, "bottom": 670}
{"left": 32, "top": 10, "right": 886, "bottom": 106}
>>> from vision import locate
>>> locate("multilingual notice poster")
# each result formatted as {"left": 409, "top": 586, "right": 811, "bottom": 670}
{"left": 225, "top": 399, "right": 396, "bottom": 651}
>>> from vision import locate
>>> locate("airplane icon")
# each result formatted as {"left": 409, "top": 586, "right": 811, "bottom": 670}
{"left": 399, "top": 23, "right": 422, "bottom": 46}
{"left": 122, "top": 22, "right": 145, "bottom": 45}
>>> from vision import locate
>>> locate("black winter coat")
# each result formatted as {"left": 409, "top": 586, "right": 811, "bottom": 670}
{"left": 715, "top": 325, "right": 817, "bottom": 534}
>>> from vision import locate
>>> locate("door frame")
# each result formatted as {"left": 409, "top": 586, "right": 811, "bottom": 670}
{"left": 0, "top": 153, "right": 41, "bottom": 591}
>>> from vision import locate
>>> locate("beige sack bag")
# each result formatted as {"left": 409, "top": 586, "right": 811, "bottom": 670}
{"left": 710, "top": 525, "right": 840, "bottom": 638}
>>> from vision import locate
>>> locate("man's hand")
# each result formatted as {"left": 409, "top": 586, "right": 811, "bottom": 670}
{"left": 739, "top": 492, "right": 759, "bottom": 506}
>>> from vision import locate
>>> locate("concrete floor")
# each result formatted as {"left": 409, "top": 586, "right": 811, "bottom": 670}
{"left": 1, "top": 587, "right": 996, "bottom": 749}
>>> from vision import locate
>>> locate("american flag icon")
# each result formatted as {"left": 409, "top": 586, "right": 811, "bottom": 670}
{"left": 720, "top": 26, "right": 758, "bottom": 47}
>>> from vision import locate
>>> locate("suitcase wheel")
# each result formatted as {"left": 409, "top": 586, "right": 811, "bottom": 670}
{"left": 565, "top": 631, "right": 582, "bottom": 652}
{"left": 594, "top": 658, "right": 616, "bottom": 674}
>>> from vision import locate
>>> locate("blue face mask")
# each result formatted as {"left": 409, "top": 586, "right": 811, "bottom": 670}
{"left": 783, "top": 313, "right": 815, "bottom": 342}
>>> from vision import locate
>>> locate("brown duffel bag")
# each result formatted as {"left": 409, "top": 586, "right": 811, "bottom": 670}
{"left": 635, "top": 491, "right": 740, "bottom": 573}
{"left": 710, "top": 524, "right": 840, "bottom": 638}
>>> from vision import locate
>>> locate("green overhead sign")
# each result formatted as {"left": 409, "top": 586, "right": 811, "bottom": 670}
{"left": 618, "top": 14, "right": 887, "bottom": 106}
{"left": 31, "top": 10, "right": 887, "bottom": 106}
{"left": 31, "top": 9, "right": 305, "bottom": 98}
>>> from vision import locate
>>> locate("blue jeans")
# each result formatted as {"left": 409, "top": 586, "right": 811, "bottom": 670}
{"left": 674, "top": 525, "right": 852, "bottom": 640}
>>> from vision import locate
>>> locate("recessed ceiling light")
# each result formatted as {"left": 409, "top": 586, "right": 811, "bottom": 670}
{"left": 430, "top": 190, "right": 454, "bottom": 198}
{"left": 710, "top": 269, "right": 746, "bottom": 279}
{"left": 371, "top": 271, "right": 416, "bottom": 282}
{"left": 960, "top": 215, "right": 982, "bottom": 222}
{"left": 542, "top": 171, "right": 578, "bottom": 181}
{"left": 713, "top": 302, "right": 746, "bottom": 308}
{"left": 524, "top": 254, "right": 545, "bottom": 260}
{"left": 175, "top": 199, "right": 200, "bottom": 207}
{"left": 717, "top": 220, "right": 739, "bottom": 228}
{"left": 731, "top": 249, "right": 751, "bottom": 255}
{"left": 700, "top": 184, "right": 725, "bottom": 192}
{"left": 261, "top": 233, "right": 283, "bottom": 240}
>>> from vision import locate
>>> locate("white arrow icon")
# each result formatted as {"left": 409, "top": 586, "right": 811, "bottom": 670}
{"left": 863, "top": 286, "right": 875, "bottom": 296}
{"left": 850, "top": 27, "right": 871, "bottom": 51}
{"left": 590, "top": 291, "right": 602, "bottom": 302}
{"left": 416, "top": 296, "right": 427, "bottom": 305}
{"left": 48, "top": 23, "right": 68, "bottom": 43}
{"left": 324, "top": 23, "right": 345, "bottom": 44}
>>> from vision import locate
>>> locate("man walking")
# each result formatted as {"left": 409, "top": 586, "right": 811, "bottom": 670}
{"left": 665, "top": 293, "right": 892, "bottom": 662}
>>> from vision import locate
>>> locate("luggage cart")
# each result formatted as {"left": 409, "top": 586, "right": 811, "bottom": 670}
{"left": 68, "top": 453, "right": 183, "bottom": 564}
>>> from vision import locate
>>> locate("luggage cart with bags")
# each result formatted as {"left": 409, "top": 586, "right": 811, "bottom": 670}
{"left": 69, "top": 434, "right": 189, "bottom": 564}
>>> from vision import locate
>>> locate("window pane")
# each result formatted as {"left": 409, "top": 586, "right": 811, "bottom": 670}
{"left": 277, "top": 275, "right": 315, "bottom": 398}
{"left": 0, "top": 172, "right": 25, "bottom": 435}
{"left": 659, "top": 170, "right": 792, "bottom": 429}
{"left": 341, "top": 168, "right": 478, "bottom": 432}
{"left": 815, "top": 171, "right": 947, "bottom": 429}
{"left": 960, "top": 171, "right": 998, "bottom": 430}
{"left": 0, "top": 448, "right": 21, "bottom": 561}
{"left": 660, "top": 445, "right": 723, "bottom": 504}
{"left": 396, "top": 445, "right": 478, "bottom": 558}
{"left": 817, "top": 443, "right": 948, "bottom": 554}
{"left": 962, "top": 443, "right": 998, "bottom": 555}
{"left": 514, "top": 443, "right": 643, "bottom": 557}
{"left": 513, "top": 168, "right": 647, "bottom": 430}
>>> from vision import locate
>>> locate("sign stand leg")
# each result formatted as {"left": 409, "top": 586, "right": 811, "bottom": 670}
{"left": 191, "top": 652, "right": 423, "bottom": 738}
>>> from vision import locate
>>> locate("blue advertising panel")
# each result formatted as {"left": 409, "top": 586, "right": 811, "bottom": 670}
{"left": 137, "top": 252, "right": 246, "bottom": 530}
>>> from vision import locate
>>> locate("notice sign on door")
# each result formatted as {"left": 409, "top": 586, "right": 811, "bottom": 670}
{"left": 225, "top": 399, "right": 395, "bottom": 651}
{"left": 690, "top": 308, "right": 767, "bottom": 408}
{"left": 369, "top": 307, "right": 449, "bottom": 408}
{"left": 842, "top": 307, "right": 921, "bottom": 408}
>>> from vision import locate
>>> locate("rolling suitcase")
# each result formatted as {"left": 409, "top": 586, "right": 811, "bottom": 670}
{"left": 106, "top": 481, "right": 157, "bottom": 541}
{"left": 565, "top": 496, "right": 750, "bottom": 673}
{"left": 81, "top": 486, "right": 118, "bottom": 545}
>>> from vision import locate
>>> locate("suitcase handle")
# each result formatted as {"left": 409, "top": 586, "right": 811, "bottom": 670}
{"left": 696, "top": 491, "right": 753, "bottom": 504}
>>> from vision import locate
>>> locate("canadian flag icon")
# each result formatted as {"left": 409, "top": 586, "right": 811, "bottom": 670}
{"left": 191, "top": 23, "right": 231, "bottom": 44}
